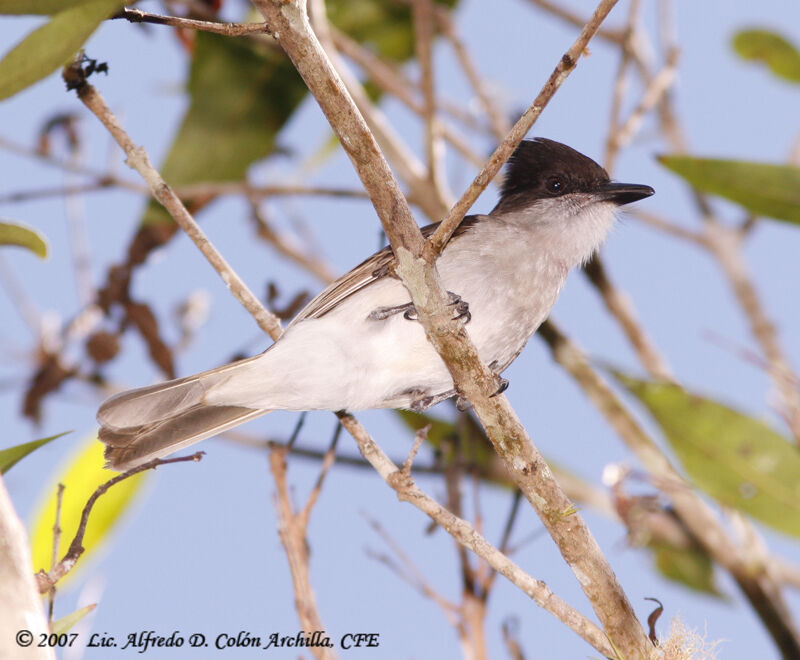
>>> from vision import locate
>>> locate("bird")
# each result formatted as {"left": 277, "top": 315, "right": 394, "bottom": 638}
{"left": 97, "top": 138, "right": 654, "bottom": 470}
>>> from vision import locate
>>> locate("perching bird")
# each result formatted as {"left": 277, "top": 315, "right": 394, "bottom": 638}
{"left": 98, "top": 138, "right": 654, "bottom": 470}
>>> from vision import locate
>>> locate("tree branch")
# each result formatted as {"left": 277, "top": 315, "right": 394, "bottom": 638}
{"left": 251, "top": 1, "right": 654, "bottom": 655}
{"left": 113, "top": 7, "right": 271, "bottom": 37}
{"left": 65, "top": 67, "right": 284, "bottom": 341}
{"left": 426, "top": 0, "right": 624, "bottom": 257}
{"left": 35, "top": 452, "right": 205, "bottom": 592}
{"left": 336, "top": 413, "right": 616, "bottom": 658}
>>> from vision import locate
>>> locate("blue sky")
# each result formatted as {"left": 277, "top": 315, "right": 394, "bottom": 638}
{"left": 2, "top": 0, "right": 800, "bottom": 657}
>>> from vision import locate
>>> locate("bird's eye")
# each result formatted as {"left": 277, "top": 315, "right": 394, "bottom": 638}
{"left": 545, "top": 177, "right": 564, "bottom": 194}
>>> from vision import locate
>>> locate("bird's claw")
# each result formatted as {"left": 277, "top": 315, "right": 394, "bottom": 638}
{"left": 446, "top": 291, "right": 471, "bottom": 323}
{"left": 410, "top": 388, "right": 456, "bottom": 412}
{"left": 372, "top": 291, "right": 469, "bottom": 324}
{"left": 491, "top": 377, "right": 509, "bottom": 397}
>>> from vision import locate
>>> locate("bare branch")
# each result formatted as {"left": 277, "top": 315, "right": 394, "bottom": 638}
{"left": 330, "top": 28, "right": 484, "bottom": 167}
{"left": 269, "top": 447, "right": 337, "bottom": 660}
{"left": 434, "top": 6, "right": 509, "bottom": 141}
{"left": 364, "top": 513, "right": 461, "bottom": 622}
{"left": 413, "top": 0, "right": 450, "bottom": 201}
{"left": 66, "top": 70, "right": 284, "bottom": 341}
{"left": 248, "top": 3, "right": 654, "bottom": 653}
{"left": 47, "top": 483, "right": 66, "bottom": 623}
{"left": 307, "top": 0, "right": 451, "bottom": 222}
{"left": 612, "top": 48, "right": 679, "bottom": 152}
{"left": 0, "top": 134, "right": 144, "bottom": 193}
{"left": 702, "top": 221, "right": 800, "bottom": 445}
{"left": 603, "top": 0, "right": 640, "bottom": 172}
{"left": 336, "top": 412, "right": 616, "bottom": 658}
{"left": 582, "top": 256, "right": 673, "bottom": 381}
{"left": 526, "top": 0, "right": 625, "bottom": 44}
{"left": 426, "top": 0, "right": 624, "bottom": 257}
{"left": 298, "top": 423, "right": 341, "bottom": 525}
{"left": 0, "top": 252, "right": 42, "bottom": 335}
{"left": 630, "top": 209, "right": 705, "bottom": 245}
{"left": 36, "top": 453, "right": 205, "bottom": 592}
{"left": 537, "top": 320, "right": 800, "bottom": 656}
{"left": 113, "top": 7, "right": 271, "bottom": 37}
{"left": 249, "top": 200, "right": 338, "bottom": 284}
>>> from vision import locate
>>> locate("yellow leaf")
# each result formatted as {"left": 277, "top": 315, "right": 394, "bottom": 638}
{"left": 30, "top": 437, "right": 147, "bottom": 582}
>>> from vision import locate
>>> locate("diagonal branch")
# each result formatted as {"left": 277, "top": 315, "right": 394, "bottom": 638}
{"left": 425, "top": 0, "right": 624, "bottom": 257}
{"left": 337, "top": 413, "right": 615, "bottom": 658}
{"left": 537, "top": 319, "right": 800, "bottom": 657}
{"left": 252, "top": 1, "right": 654, "bottom": 656}
{"left": 65, "top": 66, "right": 283, "bottom": 342}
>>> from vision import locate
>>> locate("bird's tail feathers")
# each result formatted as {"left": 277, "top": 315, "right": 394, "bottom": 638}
{"left": 97, "top": 355, "right": 267, "bottom": 471}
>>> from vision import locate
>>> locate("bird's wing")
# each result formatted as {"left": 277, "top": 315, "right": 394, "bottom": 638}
{"left": 292, "top": 216, "right": 483, "bottom": 324}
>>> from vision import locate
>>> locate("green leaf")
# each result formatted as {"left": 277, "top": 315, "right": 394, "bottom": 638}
{"left": 140, "top": 32, "right": 307, "bottom": 226}
{"left": 52, "top": 604, "right": 96, "bottom": 634}
{"left": 30, "top": 437, "right": 148, "bottom": 581}
{"left": 0, "top": 0, "right": 122, "bottom": 101}
{"left": 616, "top": 374, "right": 800, "bottom": 538}
{"left": 0, "top": 0, "right": 99, "bottom": 15}
{"left": 652, "top": 544, "right": 721, "bottom": 596}
{"left": 329, "top": 0, "right": 456, "bottom": 62}
{"left": 0, "top": 220, "right": 48, "bottom": 258}
{"left": 396, "top": 409, "right": 513, "bottom": 487}
{"left": 733, "top": 29, "right": 800, "bottom": 83}
{"left": 0, "top": 431, "right": 70, "bottom": 473}
{"left": 140, "top": 0, "right": 459, "bottom": 227}
{"left": 659, "top": 156, "right": 800, "bottom": 224}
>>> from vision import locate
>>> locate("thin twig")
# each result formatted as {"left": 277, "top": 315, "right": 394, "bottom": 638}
{"left": 66, "top": 71, "right": 284, "bottom": 341}
{"left": 526, "top": 0, "right": 625, "bottom": 44}
{"left": 269, "top": 446, "right": 337, "bottom": 660}
{"left": 413, "top": 0, "right": 451, "bottom": 202}
{"left": 337, "top": 412, "right": 616, "bottom": 657}
{"left": 64, "top": 148, "right": 96, "bottom": 307}
{"left": 630, "top": 209, "right": 705, "bottom": 244}
{"left": 401, "top": 424, "right": 428, "bottom": 475}
{"left": 299, "top": 423, "right": 341, "bottom": 524}
{"left": 0, "top": 253, "right": 42, "bottom": 335}
{"left": 426, "top": 0, "right": 624, "bottom": 257}
{"left": 306, "top": 0, "right": 450, "bottom": 223}
{"left": 47, "top": 484, "right": 66, "bottom": 623}
{"left": 0, "top": 180, "right": 372, "bottom": 204}
{"left": 483, "top": 490, "right": 523, "bottom": 595}
{"left": 364, "top": 513, "right": 461, "bottom": 619}
{"left": 702, "top": 221, "right": 800, "bottom": 444}
{"left": 113, "top": 7, "right": 271, "bottom": 37}
{"left": 582, "top": 256, "right": 673, "bottom": 381}
{"left": 603, "top": 0, "right": 639, "bottom": 172}
{"left": 249, "top": 199, "right": 337, "bottom": 284}
{"left": 537, "top": 320, "right": 800, "bottom": 656}
{"left": 330, "top": 27, "right": 484, "bottom": 168}
{"left": 434, "top": 6, "right": 509, "bottom": 141}
{"left": 36, "top": 453, "right": 204, "bottom": 592}
{"left": 0, "top": 181, "right": 123, "bottom": 203}
{"left": 612, "top": 48, "right": 679, "bottom": 153}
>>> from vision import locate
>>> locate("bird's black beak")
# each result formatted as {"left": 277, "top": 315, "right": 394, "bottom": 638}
{"left": 597, "top": 182, "right": 655, "bottom": 206}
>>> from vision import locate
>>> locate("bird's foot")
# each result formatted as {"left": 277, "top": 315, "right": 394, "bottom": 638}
{"left": 487, "top": 361, "right": 509, "bottom": 397}
{"left": 370, "top": 291, "right": 469, "bottom": 323}
{"left": 369, "top": 302, "right": 415, "bottom": 321}
{"left": 446, "top": 291, "right": 471, "bottom": 323}
{"left": 491, "top": 377, "right": 509, "bottom": 397}
{"left": 409, "top": 389, "right": 457, "bottom": 412}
